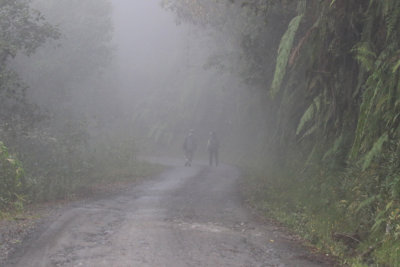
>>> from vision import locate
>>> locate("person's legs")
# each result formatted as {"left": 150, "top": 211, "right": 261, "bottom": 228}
{"left": 188, "top": 151, "right": 193, "bottom": 166}
{"left": 184, "top": 150, "right": 190, "bottom": 166}
{"left": 209, "top": 150, "right": 218, "bottom": 166}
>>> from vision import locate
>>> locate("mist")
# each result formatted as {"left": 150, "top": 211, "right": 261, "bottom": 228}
{"left": 3, "top": 1, "right": 398, "bottom": 264}
{"left": 110, "top": 0, "right": 262, "bottom": 159}
{"left": 2, "top": 0, "right": 278, "bottom": 196}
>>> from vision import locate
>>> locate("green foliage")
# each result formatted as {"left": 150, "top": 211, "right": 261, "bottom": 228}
{"left": 322, "top": 135, "right": 343, "bottom": 161}
{"left": 270, "top": 13, "right": 303, "bottom": 97}
{"left": 0, "top": 0, "right": 59, "bottom": 61}
{"left": 361, "top": 132, "right": 388, "bottom": 171}
{"left": 383, "top": 0, "right": 400, "bottom": 40}
{"left": 352, "top": 42, "right": 376, "bottom": 72}
{"left": 0, "top": 0, "right": 125, "bottom": 206}
{"left": 393, "top": 59, "right": 400, "bottom": 73}
{"left": 240, "top": 0, "right": 400, "bottom": 265}
{"left": 162, "top": 2, "right": 400, "bottom": 264}
{"left": 0, "top": 0, "right": 394, "bottom": 264}
{"left": 0, "top": 141, "right": 25, "bottom": 211}
{"left": 296, "top": 95, "right": 320, "bottom": 136}
{"left": 0, "top": 0, "right": 59, "bottom": 137}
{"left": 350, "top": 47, "right": 399, "bottom": 160}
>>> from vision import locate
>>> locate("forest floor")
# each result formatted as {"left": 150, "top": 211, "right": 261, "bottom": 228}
{"left": 2, "top": 158, "right": 338, "bottom": 266}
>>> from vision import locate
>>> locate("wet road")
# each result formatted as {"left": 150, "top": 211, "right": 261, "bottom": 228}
{"left": 6, "top": 160, "right": 331, "bottom": 266}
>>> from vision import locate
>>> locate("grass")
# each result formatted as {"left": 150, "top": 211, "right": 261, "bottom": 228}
{"left": 1, "top": 158, "right": 165, "bottom": 220}
{"left": 241, "top": 160, "right": 400, "bottom": 266}
{"left": 240, "top": 163, "right": 373, "bottom": 265}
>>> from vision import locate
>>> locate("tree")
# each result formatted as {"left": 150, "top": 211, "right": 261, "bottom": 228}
{"left": 13, "top": 0, "right": 114, "bottom": 112}
{"left": 7, "top": 0, "right": 116, "bottom": 196}
{"left": 0, "top": 0, "right": 59, "bottom": 139}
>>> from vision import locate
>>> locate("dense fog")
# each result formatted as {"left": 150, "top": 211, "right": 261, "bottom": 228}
{"left": 1, "top": 0, "right": 282, "bottom": 195}
{"left": 3, "top": 1, "right": 400, "bottom": 264}
{"left": 0, "top": 0, "right": 289, "bottom": 212}
{"left": 110, "top": 0, "right": 254, "bottom": 158}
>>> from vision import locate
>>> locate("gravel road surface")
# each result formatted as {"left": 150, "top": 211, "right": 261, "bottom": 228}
{"left": 6, "top": 160, "right": 334, "bottom": 266}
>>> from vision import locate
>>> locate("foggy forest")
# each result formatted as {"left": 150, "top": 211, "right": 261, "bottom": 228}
{"left": 1, "top": 0, "right": 400, "bottom": 266}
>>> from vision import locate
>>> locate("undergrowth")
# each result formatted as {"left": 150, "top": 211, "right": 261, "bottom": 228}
{"left": 241, "top": 155, "right": 400, "bottom": 266}
{"left": 0, "top": 138, "right": 164, "bottom": 218}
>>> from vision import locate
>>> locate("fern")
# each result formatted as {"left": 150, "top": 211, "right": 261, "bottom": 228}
{"left": 374, "top": 93, "right": 391, "bottom": 115}
{"left": 296, "top": 95, "right": 321, "bottom": 136}
{"left": 298, "top": 124, "right": 318, "bottom": 141}
{"left": 385, "top": 0, "right": 400, "bottom": 40}
{"left": 304, "top": 143, "right": 319, "bottom": 168}
{"left": 322, "top": 135, "right": 343, "bottom": 161}
{"left": 352, "top": 42, "right": 376, "bottom": 72}
{"left": 371, "top": 213, "right": 386, "bottom": 233}
{"left": 308, "top": 74, "right": 324, "bottom": 92}
{"left": 270, "top": 14, "right": 303, "bottom": 98}
{"left": 296, "top": 0, "right": 307, "bottom": 14}
{"left": 361, "top": 132, "right": 388, "bottom": 171}
{"left": 350, "top": 67, "right": 383, "bottom": 159}
{"left": 393, "top": 59, "right": 400, "bottom": 73}
{"left": 355, "top": 195, "right": 377, "bottom": 213}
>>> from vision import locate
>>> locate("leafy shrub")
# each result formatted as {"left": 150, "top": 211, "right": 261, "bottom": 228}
{"left": 0, "top": 141, "right": 25, "bottom": 211}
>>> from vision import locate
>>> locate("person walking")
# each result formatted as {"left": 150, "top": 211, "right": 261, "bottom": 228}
{"left": 183, "top": 129, "right": 197, "bottom": 166}
{"left": 207, "top": 131, "right": 219, "bottom": 166}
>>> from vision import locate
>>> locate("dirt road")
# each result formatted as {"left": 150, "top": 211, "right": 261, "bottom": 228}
{"left": 6, "top": 160, "right": 333, "bottom": 266}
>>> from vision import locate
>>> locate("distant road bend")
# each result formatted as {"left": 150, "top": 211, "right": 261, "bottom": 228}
{"left": 7, "top": 158, "right": 332, "bottom": 266}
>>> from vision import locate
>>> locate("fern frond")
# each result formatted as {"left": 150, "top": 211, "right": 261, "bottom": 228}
{"left": 382, "top": 0, "right": 391, "bottom": 17}
{"left": 297, "top": 0, "right": 307, "bottom": 14}
{"left": 270, "top": 14, "right": 303, "bottom": 98}
{"left": 307, "top": 74, "right": 324, "bottom": 92}
{"left": 393, "top": 59, "right": 400, "bottom": 73}
{"left": 355, "top": 195, "right": 377, "bottom": 213}
{"left": 371, "top": 215, "right": 386, "bottom": 233}
{"left": 296, "top": 95, "right": 321, "bottom": 136}
{"left": 298, "top": 124, "right": 318, "bottom": 141}
{"left": 361, "top": 132, "right": 388, "bottom": 171}
{"left": 350, "top": 73, "right": 382, "bottom": 159}
{"left": 352, "top": 42, "right": 376, "bottom": 72}
{"left": 322, "top": 135, "right": 343, "bottom": 161}
{"left": 385, "top": 2, "right": 399, "bottom": 40}
{"left": 304, "top": 144, "right": 319, "bottom": 168}
{"left": 289, "top": 25, "right": 315, "bottom": 67}
{"left": 374, "top": 93, "right": 391, "bottom": 114}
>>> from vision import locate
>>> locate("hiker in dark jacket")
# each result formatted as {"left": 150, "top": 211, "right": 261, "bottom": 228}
{"left": 183, "top": 129, "right": 197, "bottom": 166}
{"left": 207, "top": 131, "right": 219, "bottom": 166}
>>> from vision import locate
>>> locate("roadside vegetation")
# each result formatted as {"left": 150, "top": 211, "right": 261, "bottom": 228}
{"left": 161, "top": 0, "right": 400, "bottom": 265}
{"left": 2, "top": 0, "right": 400, "bottom": 265}
{"left": 0, "top": 0, "right": 161, "bottom": 219}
